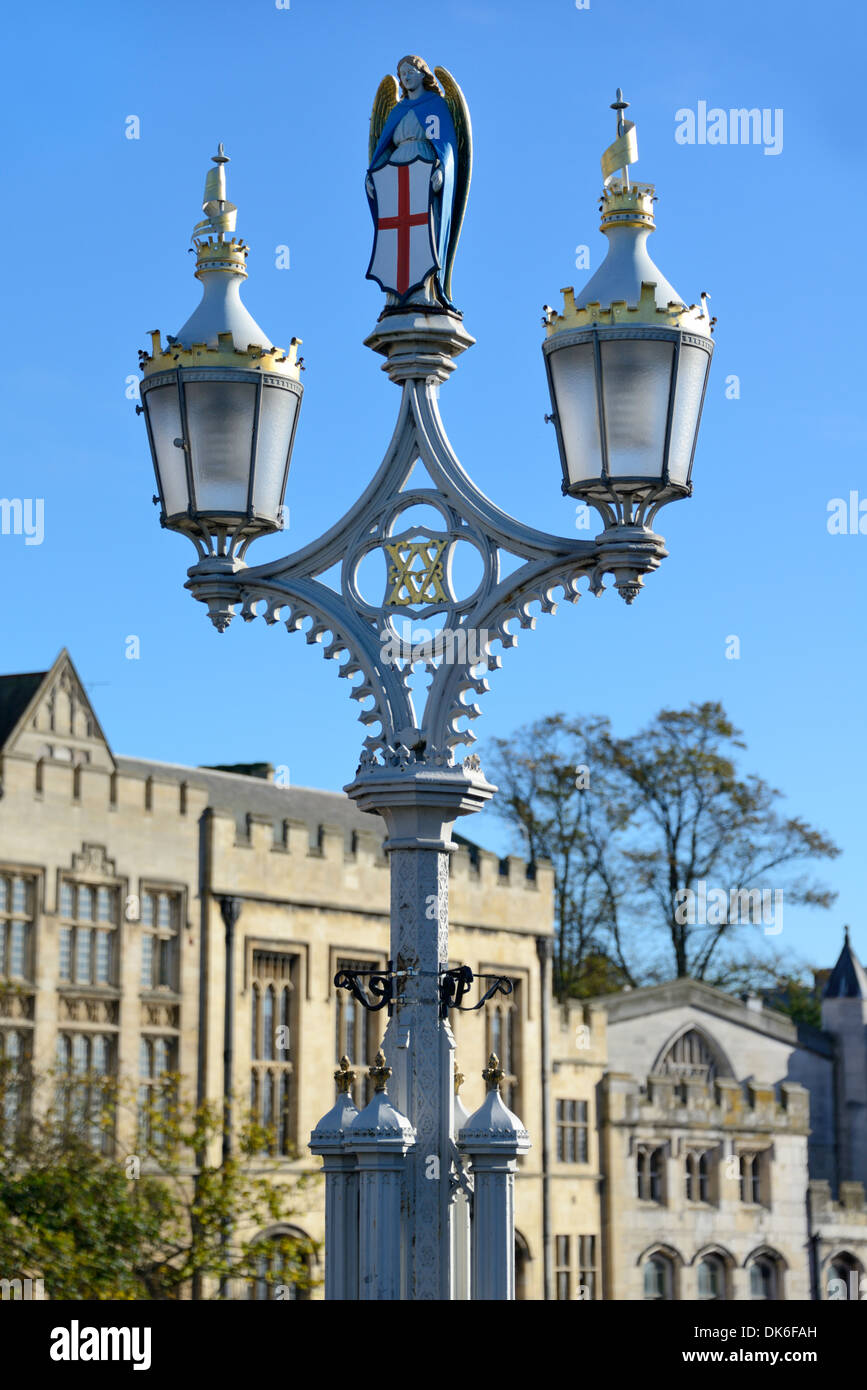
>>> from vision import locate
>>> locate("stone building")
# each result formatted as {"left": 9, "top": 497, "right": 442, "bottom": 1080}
{"left": 0, "top": 649, "right": 865, "bottom": 1300}
{"left": 0, "top": 649, "right": 602, "bottom": 1301}
{"left": 807, "top": 935, "right": 867, "bottom": 1298}
{"left": 591, "top": 969, "right": 867, "bottom": 1300}
{"left": 596, "top": 982, "right": 817, "bottom": 1300}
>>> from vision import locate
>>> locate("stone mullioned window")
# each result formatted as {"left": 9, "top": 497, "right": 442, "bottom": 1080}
{"left": 58, "top": 881, "right": 118, "bottom": 987}
{"left": 140, "top": 889, "right": 181, "bottom": 992}
{"left": 54, "top": 1031, "right": 115, "bottom": 1154}
{"left": 251, "top": 951, "right": 296, "bottom": 1154}
{"left": 0, "top": 873, "right": 36, "bottom": 982}
{"left": 556, "top": 1098, "right": 589, "bottom": 1163}
{"left": 138, "top": 1035, "right": 177, "bottom": 1148}
{"left": 0, "top": 1026, "right": 31, "bottom": 1140}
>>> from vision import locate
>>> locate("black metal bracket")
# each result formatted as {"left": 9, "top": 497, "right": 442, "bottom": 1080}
{"left": 438, "top": 965, "right": 513, "bottom": 1020}
{"left": 333, "top": 959, "right": 396, "bottom": 1017}
{"left": 333, "top": 961, "right": 513, "bottom": 1021}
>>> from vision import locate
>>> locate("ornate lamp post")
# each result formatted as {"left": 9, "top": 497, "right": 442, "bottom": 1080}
{"left": 138, "top": 64, "right": 714, "bottom": 1300}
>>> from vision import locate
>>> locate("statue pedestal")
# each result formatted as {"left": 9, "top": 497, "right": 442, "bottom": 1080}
{"left": 364, "top": 310, "right": 475, "bottom": 384}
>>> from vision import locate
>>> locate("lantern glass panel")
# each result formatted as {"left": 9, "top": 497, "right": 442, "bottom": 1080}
{"left": 146, "top": 385, "right": 188, "bottom": 516}
{"left": 667, "top": 345, "right": 709, "bottom": 485}
{"left": 185, "top": 380, "right": 258, "bottom": 513}
{"left": 600, "top": 339, "right": 674, "bottom": 479}
{"left": 549, "top": 343, "right": 601, "bottom": 485}
{"left": 252, "top": 386, "right": 299, "bottom": 518}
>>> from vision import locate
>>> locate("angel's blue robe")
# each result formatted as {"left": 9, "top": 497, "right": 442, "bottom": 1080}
{"left": 368, "top": 92, "right": 458, "bottom": 305}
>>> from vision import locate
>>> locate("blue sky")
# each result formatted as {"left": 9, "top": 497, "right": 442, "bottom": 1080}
{"left": 1, "top": 0, "right": 864, "bottom": 977}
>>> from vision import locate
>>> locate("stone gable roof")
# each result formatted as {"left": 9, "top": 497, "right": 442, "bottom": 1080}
{"left": 590, "top": 975, "right": 833, "bottom": 1057}
{"left": 0, "top": 670, "right": 47, "bottom": 746}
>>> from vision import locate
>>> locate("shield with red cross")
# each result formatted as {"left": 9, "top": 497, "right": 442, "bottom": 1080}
{"left": 366, "top": 157, "right": 438, "bottom": 300}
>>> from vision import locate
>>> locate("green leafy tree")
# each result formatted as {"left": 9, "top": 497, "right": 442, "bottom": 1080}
{"left": 0, "top": 1057, "right": 319, "bottom": 1300}
{"left": 486, "top": 703, "right": 840, "bottom": 997}
{"left": 761, "top": 973, "right": 824, "bottom": 1030}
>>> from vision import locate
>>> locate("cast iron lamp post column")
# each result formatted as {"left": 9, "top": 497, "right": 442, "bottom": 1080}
{"left": 137, "top": 92, "right": 714, "bottom": 1301}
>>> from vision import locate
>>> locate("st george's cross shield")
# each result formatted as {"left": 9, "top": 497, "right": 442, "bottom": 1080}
{"left": 366, "top": 157, "right": 438, "bottom": 299}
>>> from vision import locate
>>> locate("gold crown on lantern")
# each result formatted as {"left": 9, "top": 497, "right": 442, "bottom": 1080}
{"left": 546, "top": 283, "right": 714, "bottom": 336}
{"left": 192, "top": 235, "right": 250, "bottom": 278}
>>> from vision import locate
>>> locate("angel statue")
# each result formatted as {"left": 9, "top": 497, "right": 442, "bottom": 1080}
{"left": 365, "top": 56, "right": 472, "bottom": 312}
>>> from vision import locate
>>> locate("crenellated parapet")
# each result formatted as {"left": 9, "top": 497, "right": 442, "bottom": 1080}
{"left": 552, "top": 998, "right": 608, "bottom": 1067}
{"left": 809, "top": 1179, "right": 867, "bottom": 1222}
{"left": 450, "top": 844, "right": 554, "bottom": 892}
{"left": 601, "top": 1071, "right": 809, "bottom": 1133}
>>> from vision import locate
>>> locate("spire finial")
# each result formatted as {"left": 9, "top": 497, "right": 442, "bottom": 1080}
{"left": 610, "top": 88, "right": 629, "bottom": 136}
{"left": 483, "top": 1052, "right": 505, "bottom": 1093}
{"left": 334, "top": 1055, "right": 356, "bottom": 1094}
{"left": 212, "top": 142, "right": 229, "bottom": 166}
{"left": 369, "top": 1048, "right": 392, "bottom": 1093}
{"left": 844, "top": 924, "right": 851, "bottom": 944}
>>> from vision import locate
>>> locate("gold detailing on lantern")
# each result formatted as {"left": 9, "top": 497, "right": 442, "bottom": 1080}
{"left": 544, "top": 91, "right": 715, "bottom": 342}
{"left": 191, "top": 143, "right": 244, "bottom": 275}
{"left": 192, "top": 235, "right": 250, "bottom": 279}
{"left": 139, "top": 330, "right": 302, "bottom": 379}
{"left": 546, "top": 281, "right": 713, "bottom": 337}
{"left": 599, "top": 178, "right": 656, "bottom": 231}
{"left": 137, "top": 144, "right": 304, "bottom": 383}
{"left": 193, "top": 144, "right": 237, "bottom": 237}
{"left": 601, "top": 88, "right": 638, "bottom": 187}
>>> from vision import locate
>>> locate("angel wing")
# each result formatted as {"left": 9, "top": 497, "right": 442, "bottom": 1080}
{"left": 434, "top": 66, "right": 473, "bottom": 304}
{"left": 369, "top": 74, "right": 400, "bottom": 164}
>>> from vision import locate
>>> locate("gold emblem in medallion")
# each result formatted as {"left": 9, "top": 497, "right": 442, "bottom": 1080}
{"left": 384, "top": 538, "right": 449, "bottom": 606}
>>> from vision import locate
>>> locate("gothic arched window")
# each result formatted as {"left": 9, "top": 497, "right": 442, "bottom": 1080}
{"left": 636, "top": 1144, "right": 664, "bottom": 1202}
{"left": 247, "top": 1227, "right": 315, "bottom": 1301}
{"left": 827, "top": 1252, "right": 863, "bottom": 1300}
{"left": 748, "top": 1252, "right": 781, "bottom": 1300}
{"left": 643, "top": 1253, "right": 674, "bottom": 1300}
{"left": 656, "top": 1027, "right": 729, "bottom": 1083}
{"left": 685, "top": 1149, "right": 712, "bottom": 1202}
{"left": 698, "top": 1254, "right": 726, "bottom": 1300}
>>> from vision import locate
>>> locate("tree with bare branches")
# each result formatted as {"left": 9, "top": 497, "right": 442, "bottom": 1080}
{"left": 485, "top": 703, "right": 839, "bottom": 998}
